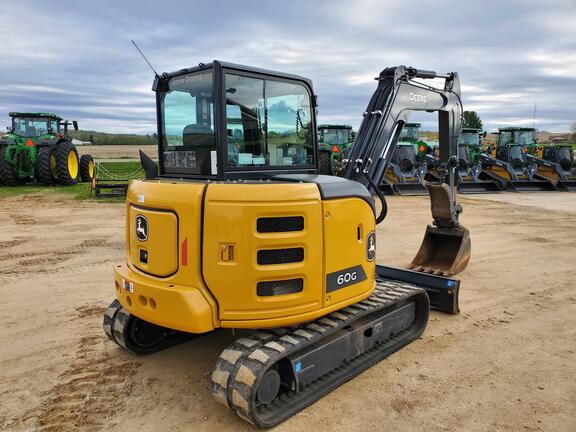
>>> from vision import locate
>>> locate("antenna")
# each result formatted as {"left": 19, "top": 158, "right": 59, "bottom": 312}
{"left": 532, "top": 102, "right": 537, "bottom": 129}
{"left": 131, "top": 40, "right": 159, "bottom": 78}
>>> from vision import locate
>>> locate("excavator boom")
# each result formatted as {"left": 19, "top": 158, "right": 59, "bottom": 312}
{"left": 342, "top": 66, "right": 470, "bottom": 276}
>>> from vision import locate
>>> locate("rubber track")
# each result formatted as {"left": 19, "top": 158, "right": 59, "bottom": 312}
{"left": 212, "top": 279, "right": 428, "bottom": 427}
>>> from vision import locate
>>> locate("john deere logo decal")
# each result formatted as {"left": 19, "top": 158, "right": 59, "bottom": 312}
{"left": 366, "top": 231, "right": 376, "bottom": 261}
{"left": 136, "top": 215, "right": 148, "bottom": 241}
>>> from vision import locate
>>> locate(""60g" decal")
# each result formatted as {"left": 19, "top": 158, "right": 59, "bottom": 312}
{"left": 337, "top": 272, "right": 357, "bottom": 285}
{"left": 326, "top": 265, "right": 367, "bottom": 293}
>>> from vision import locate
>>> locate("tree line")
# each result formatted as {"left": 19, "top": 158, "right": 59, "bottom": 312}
{"left": 70, "top": 130, "right": 157, "bottom": 146}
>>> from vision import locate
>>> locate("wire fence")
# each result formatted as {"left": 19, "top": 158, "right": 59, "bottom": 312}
{"left": 94, "top": 162, "right": 144, "bottom": 181}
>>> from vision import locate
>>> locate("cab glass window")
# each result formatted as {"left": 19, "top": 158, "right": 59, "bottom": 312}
{"left": 12, "top": 117, "right": 49, "bottom": 137}
{"left": 225, "top": 73, "right": 314, "bottom": 168}
{"left": 321, "top": 128, "right": 349, "bottom": 145}
{"left": 161, "top": 71, "right": 216, "bottom": 175}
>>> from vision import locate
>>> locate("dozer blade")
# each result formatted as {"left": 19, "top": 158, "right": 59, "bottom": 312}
{"left": 408, "top": 183, "right": 471, "bottom": 276}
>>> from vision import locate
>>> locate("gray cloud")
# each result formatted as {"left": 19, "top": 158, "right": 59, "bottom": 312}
{"left": 1, "top": 0, "right": 575, "bottom": 133}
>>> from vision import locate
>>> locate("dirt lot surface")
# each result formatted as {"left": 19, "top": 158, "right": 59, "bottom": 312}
{"left": 0, "top": 191, "right": 575, "bottom": 431}
{"left": 77, "top": 145, "right": 157, "bottom": 160}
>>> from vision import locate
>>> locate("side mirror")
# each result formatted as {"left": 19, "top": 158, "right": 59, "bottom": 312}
{"left": 73, "top": 121, "right": 79, "bottom": 131}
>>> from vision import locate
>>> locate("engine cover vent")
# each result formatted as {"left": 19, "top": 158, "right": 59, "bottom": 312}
{"left": 257, "top": 248, "right": 304, "bottom": 265}
{"left": 257, "top": 279, "right": 304, "bottom": 296}
{"left": 257, "top": 216, "right": 304, "bottom": 233}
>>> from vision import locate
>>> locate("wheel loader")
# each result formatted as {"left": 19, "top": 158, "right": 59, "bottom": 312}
{"left": 317, "top": 124, "right": 354, "bottom": 175}
{"left": 103, "top": 62, "right": 471, "bottom": 427}
{"left": 0, "top": 112, "right": 94, "bottom": 185}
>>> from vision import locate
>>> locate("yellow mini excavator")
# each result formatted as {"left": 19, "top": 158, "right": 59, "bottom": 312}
{"left": 103, "top": 62, "right": 471, "bottom": 427}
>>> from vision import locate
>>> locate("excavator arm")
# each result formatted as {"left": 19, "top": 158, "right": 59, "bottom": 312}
{"left": 343, "top": 66, "right": 470, "bottom": 275}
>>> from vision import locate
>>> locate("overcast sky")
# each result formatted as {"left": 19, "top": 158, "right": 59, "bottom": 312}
{"left": 1, "top": 0, "right": 575, "bottom": 134}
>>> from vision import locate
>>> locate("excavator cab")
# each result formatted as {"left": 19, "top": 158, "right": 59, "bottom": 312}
{"left": 155, "top": 63, "right": 317, "bottom": 179}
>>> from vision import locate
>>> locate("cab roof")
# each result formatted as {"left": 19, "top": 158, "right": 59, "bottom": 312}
{"left": 154, "top": 60, "right": 314, "bottom": 90}
{"left": 498, "top": 127, "right": 536, "bottom": 132}
{"left": 9, "top": 112, "right": 62, "bottom": 120}
{"left": 318, "top": 124, "right": 352, "bottom": 129}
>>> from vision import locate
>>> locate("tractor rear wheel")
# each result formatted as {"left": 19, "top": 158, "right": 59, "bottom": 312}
{"left": 0, "top": 146, "right": 23, "bottom": 185}
{"left": 79, "top": 155, "right": 95, "bottom": 182}
{"left": 36, "top": 147, "right": 56, "bottom": 185}
{"left": 319, "top": 151, "right": 332, "bottom": 175}
{"left": 54, "top": 141, "right": 80, "bottom": 185}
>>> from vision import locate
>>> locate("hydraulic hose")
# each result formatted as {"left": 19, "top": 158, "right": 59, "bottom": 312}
{"left": 362, "top": 171, "right": 388, "bottom": 224}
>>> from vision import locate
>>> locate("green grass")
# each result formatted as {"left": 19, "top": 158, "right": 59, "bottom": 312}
{"left": 0, "top": 183, "right": 92, "bottom": 199}
{"left": 97, "top": 161, "right": 144, "bottom": 177}
{"left": 0, "top": 161, "right": 144, "bottom": 200}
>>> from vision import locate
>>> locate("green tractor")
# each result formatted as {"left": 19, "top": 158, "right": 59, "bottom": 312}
{"left": 496, "top": 127, "right": 539, "bottom": 157}
{"left": 458, "top": 127, "right": 483, "bottom": 164}
{"left": 399, "top": 122, "right": 435, "bottom": 162}
{"left": 317, "top": 124, "right": 354, "bottom": 175}
{"left": 0, "top": 112, "right": 94, "bottom": 186}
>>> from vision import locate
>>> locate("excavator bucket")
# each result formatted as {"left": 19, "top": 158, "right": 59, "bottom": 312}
{"left": 408, "top": 183, "right": 471, "bottom": 276}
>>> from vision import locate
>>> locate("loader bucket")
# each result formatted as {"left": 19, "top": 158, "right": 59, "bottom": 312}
{"left": 408, "top": 224, "right": 471, "bottom": 276}
{"left": 458, "top": 179, "right": 503, "bottom": 193}
{"left": 380, "top": 180, "right": 399, "bottom": 196}
{"left": 408, "top": 182, "right": 471, "bottom": 276}
{"left": 506, "top": 179, "right": 557, "bottom": 192}
{"left": 557, "top": 180, "right": 576, "bottom": 192}
{"left": 395, "top": 182, "right": 429, "bottom": 196}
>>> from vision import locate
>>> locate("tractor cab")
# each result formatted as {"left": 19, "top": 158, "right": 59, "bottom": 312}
{"left": 8, "top": 112, "right": 62, "bottom": 141}
{"left": 542, "top": 145, "right": 574, "bottom": 173}
{"left": 153, "top": 61, "right": 318, "bottom": 180}
{"left": 497, "top": 127, "right": 539, "bottom": 156}
{"left": 457, "top": 128, "right": 483, "bottom": 168}
{"left": 496, "top": 143, "right": 527, "bottom": 170}
{"left": 399, "top": 122, "right": 434, "bottom": 162}
{"left": 318, "top": 125, "right": 353, "bottom": 148}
